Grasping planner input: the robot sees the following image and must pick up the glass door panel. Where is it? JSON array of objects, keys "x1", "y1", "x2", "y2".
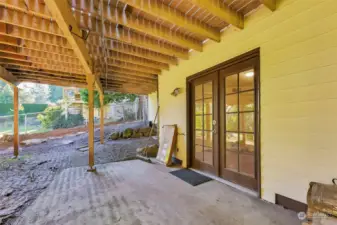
[
  {"x1": 192, "y1": 73, "x2": 218, "y2": 175},
  {"x1": 221, "y1": 64, "x2": 258, "y2": 191}
]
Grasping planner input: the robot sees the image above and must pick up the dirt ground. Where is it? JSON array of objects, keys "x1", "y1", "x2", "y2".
[
  {"x1": 0, "y1": 121, "x2": 158, "y2": 225},
  {"x1": 0, "y1": 120, "x2": 135, "y2": 150}
]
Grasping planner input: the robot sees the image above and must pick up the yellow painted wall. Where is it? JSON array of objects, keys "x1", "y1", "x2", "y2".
[{"x1": 158, "y1": 0, "x2": 337, "y2": 204}]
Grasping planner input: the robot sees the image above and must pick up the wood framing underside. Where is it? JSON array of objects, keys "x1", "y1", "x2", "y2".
[{"x1": 0, "y1": 0, "x2": 275, "y2": 94}]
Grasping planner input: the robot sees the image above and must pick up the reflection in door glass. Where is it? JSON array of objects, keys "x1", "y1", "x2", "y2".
[
  {"x1": 204, "y1": 82, "x2": 213, "y2": 98},
  {"x1": 226, "y1": 151, "x2": 238, "y2": 171},
  {"x1": 194, "y1": 80, "x2": 214, "y2": 166},
  {"x1": 225, "y1": 68, "x2": 256, "y2": 177},
  {"x1": 239, "y1": 69, "x2": 254, "y2": 91},
  {"x1": 204, "y1": 147, "x2": 213, "y2": 166},
  {"x1": 195, "y1": 145, "x2": 203, "y2": 161},
  {"x1": 239, "y1": 91, "x2": 254, "y2": 111},
  {"x1": 195, "y1": 84, "x2": 203, "y2": 100},
  {"x1": 225, "y1": 74, "x2": 238, "y2": 94}
]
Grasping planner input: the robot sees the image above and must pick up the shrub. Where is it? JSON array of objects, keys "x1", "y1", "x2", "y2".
[
  {"x1": 37, "y1": 106, "x2": 62, "y2": 129},
  {"x1": 38, "y1": 106, "x2": 84, "y2": 129},
  {"x1": 52, "y1": 114, "x2": 84, "y2": 129}
]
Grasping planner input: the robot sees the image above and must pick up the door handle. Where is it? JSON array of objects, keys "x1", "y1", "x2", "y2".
[{"x1": 212, "y1": 120, "x2": 217, "y2": 134}]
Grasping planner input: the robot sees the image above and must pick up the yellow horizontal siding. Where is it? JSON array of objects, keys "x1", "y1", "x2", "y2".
[{"x1": 158, "y1": 0, "x2": 337, "y2": 203}]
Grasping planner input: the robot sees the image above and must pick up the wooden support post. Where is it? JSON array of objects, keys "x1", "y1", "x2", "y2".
[
  {"x1": 13, "y1": 85, "x2": 19, "y2": 157},
  {"x1": 87, "y1": 75, "x2": 96, "y2": 172},
  {"x1": 100, "y1": 93, "x2": 104, "y2": 144}
]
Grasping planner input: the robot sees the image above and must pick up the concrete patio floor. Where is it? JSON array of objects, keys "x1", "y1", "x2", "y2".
[{"x1": 14, "y1": 160, "x2": 300, "y2": 225}]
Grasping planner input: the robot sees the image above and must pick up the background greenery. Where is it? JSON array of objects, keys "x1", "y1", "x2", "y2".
[{"x1": 79, "y1": 89, "x2": 137, "y2": 108}]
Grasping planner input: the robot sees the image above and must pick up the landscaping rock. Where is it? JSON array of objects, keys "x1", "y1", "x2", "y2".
[
  {"x1": 131, "y1": 132, "x2": 142, "y2": 138},
  {"x1": 139, "y1": 127, "x2": 151, "y2": 134},
  {"x1": 21, "y1": 138, "x2": 47, "y2": 146},
  {"x1": 109, "y1": 132, "x2": 120, "y2": 140},
  {"x1": 123, "y1": 128, "x2": 133, "y2": 139},
  {"x1": 137, "y1": 144, "x2": 159, "y2": 157},
  {"x1": 0, "y1": 134, "x2": 13, "y2": 143}
]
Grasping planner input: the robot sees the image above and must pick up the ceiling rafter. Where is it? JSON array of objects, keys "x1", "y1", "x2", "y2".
[
  {"x1": 0, "y1": 64, "x2": 16, "y2": 84},
  {"x1": 0, "y1": 45, "x2": 82, "y2": 66},
  {"x1": 0, "y1": 57, "x2": 84, "y2": 74},
  {"x1": 0, "y1": 6, "x2": 62, "y2": 36},
  {"x1": 0, "y1": 5, "x2": 188, "y2": 60},
  {"x1": 90, "y1": 46, "x2": 169, "y2": 70},
  {"x1": 117, "y1": 0, "x2": 220, "y2": 41},
  {"x1": 260, "y1": 0, "x2": 276, "y2": 11},
  {"x1": 71, "y1": 1, "x2": 202, "y2": 51},
  {"x1": 188, "y1": 0, "x2": 244, "y2": 29},
  {"x1": 85, "y1": 20, "x2": 189, "y2": 59},
  {"x1": 0, "y1": 51, "x2": 84, "y2": 72},
  {"x1": 0, "y1": 35, "x2": 77, "y2": 58},
  {"x1": 89, "y1": 38, "x2": 178, "y2": 65}
]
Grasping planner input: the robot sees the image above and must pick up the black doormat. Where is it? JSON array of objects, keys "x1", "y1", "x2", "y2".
[{"x1": 170, "y1": 169, "x2": 212, "y2": 186}]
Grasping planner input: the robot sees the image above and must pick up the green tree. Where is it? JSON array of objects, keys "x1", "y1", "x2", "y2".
[
  {"x1": 0, "y1": 81, "x2": 13, "y2": 103},
  {"x1": 48, "y1": 85, "x2": 63, "y2": 103},
  {"x1": 79, "y1": 89, "x2": 137, "y2": 108}
]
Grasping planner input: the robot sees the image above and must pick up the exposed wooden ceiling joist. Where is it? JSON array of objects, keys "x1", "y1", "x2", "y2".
[
  {"x1": 0, "y1": 58, "x2": 84, "y2": 74},
  {"x1": 0, "y1": 64, "x2": 16, "y2": 84},
  {"x1": 188, "y1": 0, "x2": 244, "y2": 29},
  {"x1": 90, "y1": 46, "x2": 169, "y2": 70},
  {"x1": 44, "y1": 0, "x2": 103, "y2": 94},
  {"x1": 117, "y1": 0, "x2": 220, "y2": 41},
  {"x1": 89, "y1": 38, "x2": 178, "y2": 65},
  {"x1": 71, "y1": 2, "x2": 202, "y2": 51},
  {"x1": 260, "y1": 0, "x2": 276, "y2": 11}
]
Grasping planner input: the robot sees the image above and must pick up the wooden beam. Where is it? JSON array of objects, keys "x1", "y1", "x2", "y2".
[
  {"x1": 0, "y1": 7, "x2": 62, "y2": 36},
  {"x1": 106, "y1": 67, "x2": 157, "y2": 79},
  {"x1": 17, "y1": 77, "x2": 87, "y2": 88},
  {"x1": 89, "y1": 39, "x2": 178, "y2": 65},
  {"x1": 118, "y1": 0, "x2": 220, "y2": 42},
  {"x1": 0, "y1": 51, "x2": 84, "y2": 72},
  {"x1": 86, "y1": 74, "x2": 96, "y2": 171},
  {"x1": 44, "y1": 0, "x2": 91, "y2": 73},
  {"x1": 104, "y1": 59, "x2": 161, "y2": 75},
  {"x1": 0, "y1": 65, "x2": 16, "y2": 84},
  {"x1": 0, "y1": 0, "x2": 53, "y2": 20},
  {"x1": 0, "y1": 23, "x2": 71, "y2": 49},
  {"x1": 87, "y1": 23, "x2": 189, "y2": 59},
  {"x1": 189, "y1": 0, "x2": 244, "y2": 29},
  {"x1": 0, "y1": 44, "x2": 81, "y2": 66},
  {"x1": 0, "y1": 56, "x2": 84, "y2": 74},
  {"x1": 0, "y1": 34, "x2": 76, "y2": 58},
  {"x1": 13, "y1": 85, "x2": 19, "y2": 157},
  {"x1": 100, "y1": 94, "x2": 104, "y2": 144},
  {"x1": 44, "y1": 0, "x2": 103, "y2": 96},
  {"x1": 6, "y1": 66, "x2": 86, "y2": 79},
  {"x1": 89, "y1": 46, "x2": 169, "y2": 70},
  {"x1": 71, "y1": 3, "x2": 202, "y2": 51},
  {"x1": 260, "y1": 0, "x2": 276, "y2": 11}
]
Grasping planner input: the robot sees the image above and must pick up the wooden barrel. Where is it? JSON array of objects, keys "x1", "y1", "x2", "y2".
[{"x1": 307, "y1": 182, "x2": 337, "y2": 217}]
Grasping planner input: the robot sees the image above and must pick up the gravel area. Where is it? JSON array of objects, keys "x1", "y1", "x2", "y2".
[{"x1": 0, "y1": 121, "x2": 158, "y2": 225}]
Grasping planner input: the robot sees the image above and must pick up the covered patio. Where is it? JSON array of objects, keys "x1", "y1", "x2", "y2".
[
  {"x1": 0, "y1": 0, "x2": 275, "y2": 170},
  {"x1": 14, "y1": 160, "x2": 299, "y2": 225}
]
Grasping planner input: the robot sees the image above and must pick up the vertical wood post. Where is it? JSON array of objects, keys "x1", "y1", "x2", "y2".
[
  {"x1": 100, "y1": 94, "x2": 104, "y2": 144},
  {"x1": 13, "y1": 85, "x2": 19, "y2": 157},
  {"x1": 87, "y1": 75, "x2": 96, "y2": 172}
]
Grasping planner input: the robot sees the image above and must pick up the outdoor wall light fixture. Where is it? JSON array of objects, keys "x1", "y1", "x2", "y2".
[
  {"x1": 171, "y1": 88, "x2": 181, "y2": 97},
  {"x1": 245, "y1": 71, "x2": 254, "y2": 77}
]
